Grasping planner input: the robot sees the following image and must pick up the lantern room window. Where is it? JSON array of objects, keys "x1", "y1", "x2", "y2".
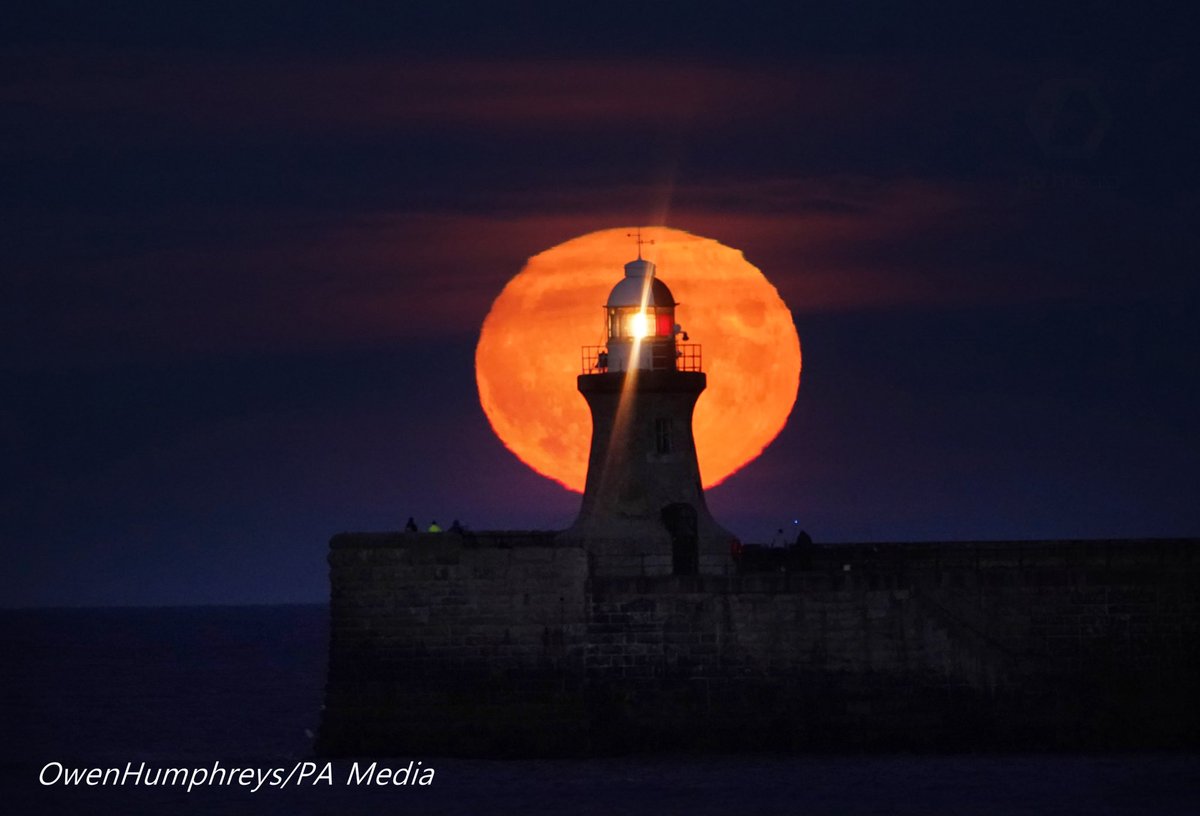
[
  {"x1": 628, "y1": 311, "x2": 651, "y2": 338},
  {"x1": 608, "y1": 306, "x2": 676, "y2": 340}
]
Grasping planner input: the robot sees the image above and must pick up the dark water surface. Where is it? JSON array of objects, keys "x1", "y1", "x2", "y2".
[{"x1": 2, "y1": 605, "x2": 1196, "y2": 815}]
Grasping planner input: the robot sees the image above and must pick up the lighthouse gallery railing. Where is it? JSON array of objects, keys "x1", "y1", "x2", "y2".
[{"x1": 580, "y1": 344, "x2": 702, "y2": 374}]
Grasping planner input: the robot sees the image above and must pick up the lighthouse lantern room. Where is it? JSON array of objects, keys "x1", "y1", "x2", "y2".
[
  {"x1": 602, "y1": 257, "x2": 678, "y2": 372},
  {"x1": 584, "y1": 256, "x2": 704, "y2": 375}
]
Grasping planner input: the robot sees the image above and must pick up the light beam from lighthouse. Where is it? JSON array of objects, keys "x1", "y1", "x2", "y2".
[{"x1": 600, "y1": 239, "x2": 658, "y2": 506}]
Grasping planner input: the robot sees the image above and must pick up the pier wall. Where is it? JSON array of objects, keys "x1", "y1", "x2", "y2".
[{"x1": 318, "y1": 535, "x2": 1199, "y2": 756}]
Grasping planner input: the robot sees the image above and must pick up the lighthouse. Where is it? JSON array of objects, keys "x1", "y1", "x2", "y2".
[{"x1": 559, "y1": 244, "x2": 736, "y2": 576}]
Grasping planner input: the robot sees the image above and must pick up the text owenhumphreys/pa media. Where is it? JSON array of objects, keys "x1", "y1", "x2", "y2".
[{"x1": 39, "y1": 760, "x2": 435, "y2": 791}]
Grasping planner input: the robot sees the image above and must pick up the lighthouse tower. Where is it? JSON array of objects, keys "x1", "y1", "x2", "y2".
[{"x1": 560, "y1": 246, "x2": 735, "y2": 576}]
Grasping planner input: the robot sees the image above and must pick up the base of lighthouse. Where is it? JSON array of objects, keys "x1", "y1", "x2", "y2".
[{"x1": 557, "y1": 369, "x2": 735, "y2": 577}]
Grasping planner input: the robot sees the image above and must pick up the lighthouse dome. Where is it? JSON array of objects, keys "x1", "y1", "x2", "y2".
[{"x1": 606, "y1": 258, "x2": 677, "y2": 308}]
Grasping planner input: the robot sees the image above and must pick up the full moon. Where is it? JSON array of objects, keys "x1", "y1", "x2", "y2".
[{"x1": 475, "y1": 227, "x2": 801, "y2": 492}]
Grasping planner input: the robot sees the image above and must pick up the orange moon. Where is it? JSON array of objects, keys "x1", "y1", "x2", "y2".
[{"x1": 475, "y1": 227, "x2": 801, "y2": 492}]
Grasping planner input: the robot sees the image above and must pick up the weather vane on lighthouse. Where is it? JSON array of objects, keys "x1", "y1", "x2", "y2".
[{"x1": 628, "y1": 227, "x2": 654, "y2": 260}]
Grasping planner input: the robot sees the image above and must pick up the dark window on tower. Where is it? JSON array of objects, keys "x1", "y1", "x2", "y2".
[{"x1": 655, "y1": 418, "x2": 673, "y2": 454}]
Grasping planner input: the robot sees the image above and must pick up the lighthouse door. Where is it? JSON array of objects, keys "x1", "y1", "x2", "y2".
[{"x1": 662, "y1": 503, "x2": 699, "y2": 575}]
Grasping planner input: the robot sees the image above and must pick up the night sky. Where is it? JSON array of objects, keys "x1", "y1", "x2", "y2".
[{"x1": 4, "y1": 3, "x2": 1198, "y2": 606}]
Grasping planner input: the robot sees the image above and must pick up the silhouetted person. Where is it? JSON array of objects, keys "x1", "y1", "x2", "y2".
[
  {"x1": 794, "y1": 529, "x2": 813, "y2": 548},
  {"x1": 427, "y1": 520, "x2": 442, "y2": 533},
  {"x1": 770, "y1": 528, "x2": 786, "y2": 548},
  {"x1": 449, "y1": 519, "x2": 464, "y2": 533},
  {"x1": 597, "y1": 350, "x2": 608, "y2": 372},
  {"x1": 404, "y1": 517, "x2": 418, "y2": 533}
]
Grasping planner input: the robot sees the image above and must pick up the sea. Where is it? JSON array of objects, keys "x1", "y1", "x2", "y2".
[{"x1": 2, "y1": 605, "x2": 1197, "y2": 815}]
